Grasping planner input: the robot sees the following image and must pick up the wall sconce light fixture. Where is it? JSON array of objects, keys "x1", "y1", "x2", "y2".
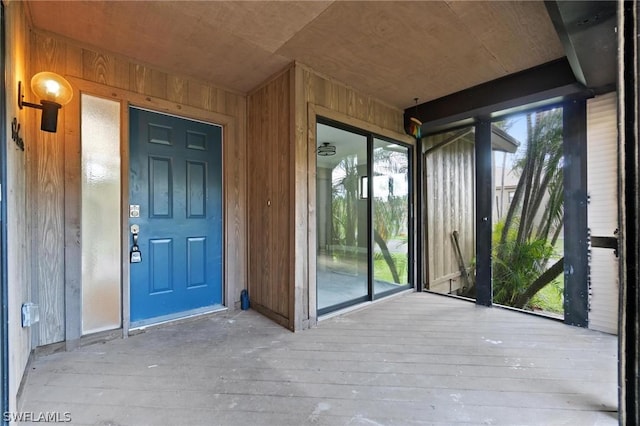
[{"x1": 18, "y1": 71, "x2": 73, "y2": 133}]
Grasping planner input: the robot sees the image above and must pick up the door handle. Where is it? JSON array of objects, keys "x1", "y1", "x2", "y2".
[{"x1": 130, "y1": 225, "x2": 142, "y2": 263}]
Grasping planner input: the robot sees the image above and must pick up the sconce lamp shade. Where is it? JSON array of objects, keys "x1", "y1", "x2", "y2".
[
  {"x1": 18, "y1": 72, "x2": 73, "y2": 132},
  {"x1": 31, "y1": 72, "x2": 73, "y2": 106}
]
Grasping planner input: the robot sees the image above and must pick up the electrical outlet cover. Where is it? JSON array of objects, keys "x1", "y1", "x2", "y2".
[{"x1": 21, "y1": 302, "x2": 40, "y2": 328}]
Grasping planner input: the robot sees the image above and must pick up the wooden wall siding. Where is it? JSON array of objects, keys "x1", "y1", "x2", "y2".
[
  {"x1": 6, "y1": 0, "x2": 36, "y2": 412},
  {"x1": 31, "y1": 33, "x2": 67, "y2": 345},
  {"x1": 247, "y1": 68, "x2": 293, "y2": 328},
  {"x1": 423, "y1": 134, "x2": 475, "y2": 293},
  {"x1": 301, "y1": 68, "x2": 405, "y2": 134},
  {"x1": 29, "y1": 30, "x2": 247, "y2": 344},
  {"x1": 294, "y1": 66, "x2": 309, "y2": 329}
]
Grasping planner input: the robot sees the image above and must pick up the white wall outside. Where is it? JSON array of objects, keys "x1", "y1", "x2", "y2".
[{"x1": 587, "y1": 92, "x2": 619, "y2": 335}]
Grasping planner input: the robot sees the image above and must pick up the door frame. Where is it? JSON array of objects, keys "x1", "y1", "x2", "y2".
[
  {"x1": 123, "y1": 105, "x2": 229, "y2": 332},
  {"x1": 127, "y1": 106, "x2": 225, "y2": 328},
  {"x1": 64, "y1": 77, "x2": 238, "y2": 338},
  {"x1": 308, "y1": 104, "x2": 416, "y2": 320}
]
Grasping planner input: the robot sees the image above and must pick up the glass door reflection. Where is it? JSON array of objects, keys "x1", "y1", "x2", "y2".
[
  {"x1": 316, "y1": 123, "x2": 368, "y2": 313},
  {"x1": 373, "y1": 139, "x2": 411, "y2": 295}
]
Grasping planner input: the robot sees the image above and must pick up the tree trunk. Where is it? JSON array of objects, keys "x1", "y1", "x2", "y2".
[
  {"x1": 498, "y1": 151, "x2": 507, "y2": 219},
  {"x1": 374, "y1": 229, "x2": 401, "y2": 284},
  {"x1": 516, "y1": 113, "x2": 535, "y2": 244},
  {"x1": 499, "y1": 159, "x2": 526, "y2": 249},
  {"x1": 513, "y1": 257, "x2": 564, "y2": 308}
]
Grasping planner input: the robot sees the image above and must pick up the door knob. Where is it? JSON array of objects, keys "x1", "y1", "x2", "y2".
[{"x1": 130, "y1": 224, "x2": 142, "y2": 263}]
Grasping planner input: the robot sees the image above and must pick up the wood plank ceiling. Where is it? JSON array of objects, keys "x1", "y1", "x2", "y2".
[{"x1": 26, "y1": 1, "x2": 564, "y2": 109}]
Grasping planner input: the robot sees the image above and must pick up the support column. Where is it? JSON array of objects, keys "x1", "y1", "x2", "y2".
[
  {"x1": 475, "y1": 120, "x2": 492, "y2": 306},
  {"x1": 563, "y1": 100, "x2": 589, "y2": 327},
  {"x1": 415, "y1": 138, "x2": 423, "y2": 292},
  {"x1": 620, "y1": 0, "x2": 639, "y2": 423}
]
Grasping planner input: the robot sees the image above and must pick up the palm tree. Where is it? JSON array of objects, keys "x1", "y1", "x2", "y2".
[
  {"x1": 331, "y1": 156, "x2": 360, "y2": 249},
  {"x1": 493, "y1": 108, "x2": 564, "y2": 309}
]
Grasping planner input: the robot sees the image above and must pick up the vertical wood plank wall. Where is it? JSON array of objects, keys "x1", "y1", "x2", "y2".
[
  {"x1": 29, "y1": 30, "x2": 411, "y2": 338},
  {"x1": 5, "y1": 0, "x2": 34, "y2": 412},
  {"x1": 423, "y1": 134, "x2": 475, "y2": 293},
  {"x1": 247, "y1": 64, "x2": 411, "y2": 331},
  {"x1": 29, "y1": 30, "x2": 247, "y2": 345},
  {"x1": 30, "y1": 34, "x2": 66, "y2": 345},
  {"x1": 247, "y1": 68, "x2": 293, "y2": 329},
  {"x1": 301, "y1": 67, "x2": 406, "y2": 133}
]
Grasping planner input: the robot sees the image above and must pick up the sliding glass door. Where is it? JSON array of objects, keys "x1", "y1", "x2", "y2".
[
  {"x1": 316, "y1": 119, "x2": 412, "y2": 315},
  {"x1": 373, "y1": 139, "x2": 411, "y2": 296},
  {"x1": 316, "y1": 123, "x2": 369, "y2": 312}
]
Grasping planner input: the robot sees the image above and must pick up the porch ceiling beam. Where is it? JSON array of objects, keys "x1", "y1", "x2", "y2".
[
  {"x1": 545, "y1": 0, "x2": 617, "y2": 94},
  {"x1": 404, "y1": 58, "x2": 590, "y2": 134}
]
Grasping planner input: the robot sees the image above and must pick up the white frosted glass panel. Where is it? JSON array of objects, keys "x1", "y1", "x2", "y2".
[{"x1": 81, "y1": 94, "x2": 121, "y2": 334}]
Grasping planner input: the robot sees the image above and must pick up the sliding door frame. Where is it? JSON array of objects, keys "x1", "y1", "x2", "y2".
[{"x1": 316, "y1": 116, "x2": 414, "y2": 316}]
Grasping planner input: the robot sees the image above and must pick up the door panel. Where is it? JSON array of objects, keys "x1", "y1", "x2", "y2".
[
  {"x1": 315, "y1": 123, "x2": 369, "y2": 314},
  {"x1": 129, "y1": 108, "x2": 222, "y2": 325},
  {"x1": 373, "y1": 139, "x2": 411, "y2": 295}
]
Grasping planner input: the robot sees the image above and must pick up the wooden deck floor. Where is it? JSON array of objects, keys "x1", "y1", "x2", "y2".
[{"x1": 18, "y1": 292, "x2": 618, "y2": 425}]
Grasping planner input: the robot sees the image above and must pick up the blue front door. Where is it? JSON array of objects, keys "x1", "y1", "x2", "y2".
[{"x1": 129, "y1": 108, "x2": 222, "y2": 326}]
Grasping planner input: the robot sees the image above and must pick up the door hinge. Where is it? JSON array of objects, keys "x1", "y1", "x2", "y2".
[{"x1": 590, "y1": 228, "x2": 619, "y2": 257}]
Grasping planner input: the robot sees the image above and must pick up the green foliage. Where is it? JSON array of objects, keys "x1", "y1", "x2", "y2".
[
  {"x1": 331, "y1": 156, "x2": 360, "y2": 247},
  {"x1": 373, "y1": 252, "x2": 408, "y2": 284},
  {"x1": 492, "y1": 220, "x2": 555, "y2": 306},
  {"x1": 372, "y1": 148, "x2": 409, "y2": 243},
  {"x1": 374, "y1": 195, "x2": 408, "y2": 241},
  {"x1": 529, "y1": 278, "x2": 564, "y2": 314},
  {"x1": 492, "y1": 108, "x2": 565, "y2": 312},
  {"x1": 329, "y1": 146, "x2": 410, "y2": 285}
]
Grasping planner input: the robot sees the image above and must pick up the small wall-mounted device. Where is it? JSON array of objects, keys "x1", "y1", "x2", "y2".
[
  {"x1": 21, "y1": 302, "x2": 40, "y2": 328},
  {"x1": 129, "y1": 205, "x2": 140, "y2": 218}
]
